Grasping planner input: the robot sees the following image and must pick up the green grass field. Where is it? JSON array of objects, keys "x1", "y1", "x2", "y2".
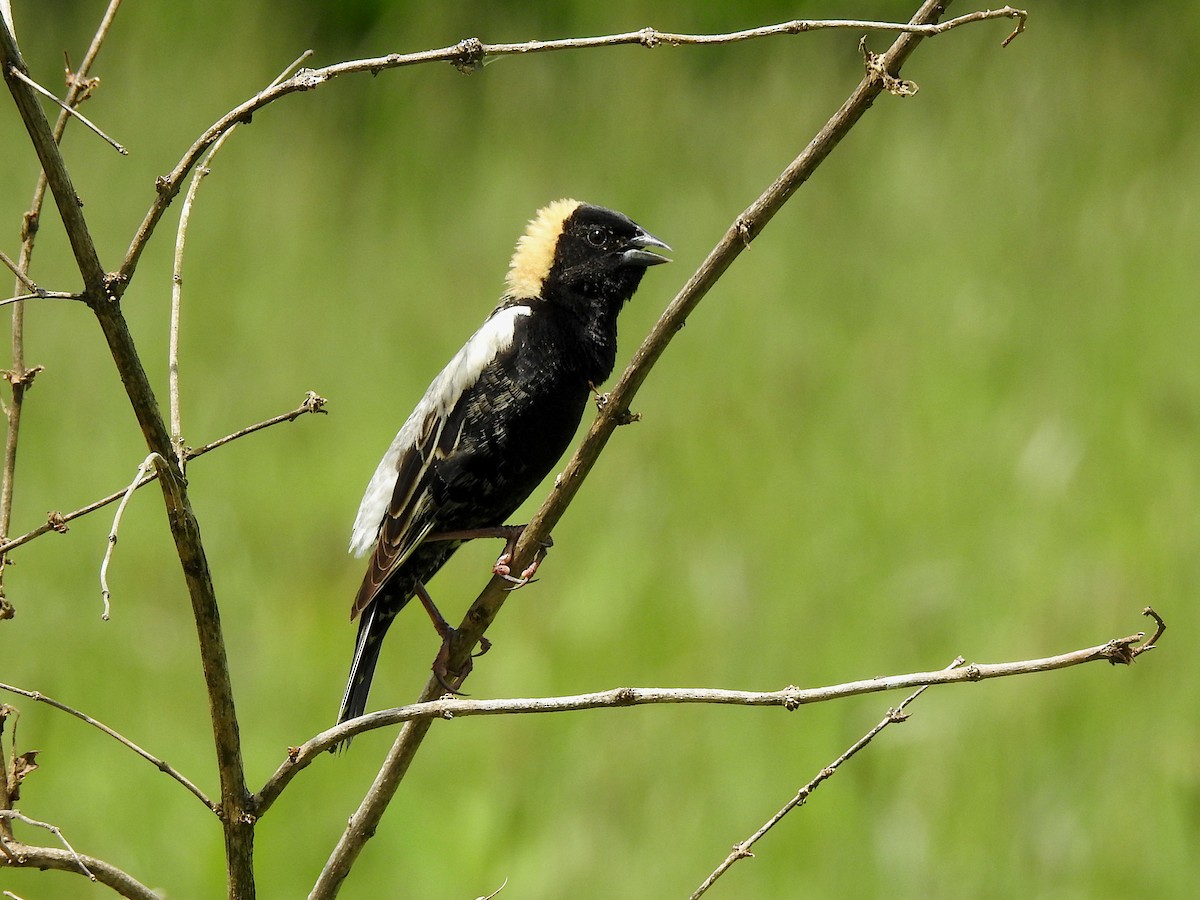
[{"x1": 3, "y1": 2, "x2": 1197, "y2": 897}]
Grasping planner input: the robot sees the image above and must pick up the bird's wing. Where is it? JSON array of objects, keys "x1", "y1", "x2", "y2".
[{"x1": 348, "y1": 302, "x2": 532, "y2": 619}]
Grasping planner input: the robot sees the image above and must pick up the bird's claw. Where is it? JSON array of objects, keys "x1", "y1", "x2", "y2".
[
  {"x1": 432, "y1": 632, "x2": 493, "y2": 693},
  {"x1": 492, "y1": 533, "x2": 550, "y2": 589},
  {"x1": 432, "y1": 631, "x2": 472, "y2": 695}
]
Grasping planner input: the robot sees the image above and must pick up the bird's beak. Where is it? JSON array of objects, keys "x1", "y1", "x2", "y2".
[{"x1": 621, "y1": 229, "x2": 672, "y2": 267}]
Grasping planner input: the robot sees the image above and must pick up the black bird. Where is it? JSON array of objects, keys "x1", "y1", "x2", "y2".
[{"x1": 338, "y1": 199, "x2": 670, "y2": 729}]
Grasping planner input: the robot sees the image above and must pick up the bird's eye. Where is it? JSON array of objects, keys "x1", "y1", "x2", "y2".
[{"x1": 585, "y1": 227, "x2": 607, "y2": 248}]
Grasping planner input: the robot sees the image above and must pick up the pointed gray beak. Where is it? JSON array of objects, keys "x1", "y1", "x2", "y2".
[{"x1": 621, "y1": 229, "x2": 672, "y2": 266}]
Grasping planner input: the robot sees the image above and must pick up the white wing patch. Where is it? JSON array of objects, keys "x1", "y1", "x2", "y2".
[{"x1": 349, "y1": 303, "x2": 533, "y2": 556}]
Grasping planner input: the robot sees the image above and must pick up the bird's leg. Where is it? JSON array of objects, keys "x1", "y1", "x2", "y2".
[
  {"x1": 414, "y1": 581, "x2": 491, "y2": 695},
  {"x1": 425, "y1": 524, "x2": 553, "y2": 588}
]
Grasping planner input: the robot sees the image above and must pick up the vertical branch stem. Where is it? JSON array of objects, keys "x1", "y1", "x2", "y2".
[
  {"x1": 0, "y1": 0, "x2": 123, "y2": 613},
  {"x1": 1, "y1": 12, "x2": 254, "y2": 896}
]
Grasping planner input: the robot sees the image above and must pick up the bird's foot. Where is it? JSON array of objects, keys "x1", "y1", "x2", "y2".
[
  {"x1": 431, "y1": 633, "x2": 493, "y2": 694},
  {"x1": 492, "y1": 526, "x2": 553, "y2": 589},
  {"x1": 432, "y1": 633, "x2": 472, "y2": 695}
]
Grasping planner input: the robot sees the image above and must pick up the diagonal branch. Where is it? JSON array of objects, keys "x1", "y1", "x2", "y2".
[
  {"x1": 0, "y1": 680, "x2": 213, "y2": 811},
  {"x1": 257, "y1": 609, "x2": 1159, "y2": 816},
  {"x1": 690, "y1": 659, "x2": 963, "y2": 898},
  {"x1": 311, "y1": 3, "x2": 993, "y2": 892}
]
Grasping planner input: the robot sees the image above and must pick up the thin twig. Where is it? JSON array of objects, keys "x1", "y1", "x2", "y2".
[
  {"x1": 0, "y1": 810, "x2": 94, "y2": 880},
  {"x1": 170, "y1": 49, "x2": 314, "y2": 469},
  {"x1": 5, "y1": 66, "x2": 126, "y2": 154},
  {"x1": 0, "y1": 291, "x2": 81, "y2": 308},
  {"x1": 258, "y1": 611, "x2": 1158, "y2": 817},
  {"x1": 117, "y1": 7, "x2": 1026, "y2": 294},
  {"x1": 0, "y1": 250, "x2": 36, "y2": 293},
  {"x1": 99, "y1": 453, "x2": 162, "y2": 620},
  {"x1": 0, "y1": 392, "x2": 327, "y2": 556},
  {"x1": 690, "y1": 658, "x2": 964, "y2": 898},
  {"x1": 0, "y1": 681, "x2": 213, "y2": 810}
]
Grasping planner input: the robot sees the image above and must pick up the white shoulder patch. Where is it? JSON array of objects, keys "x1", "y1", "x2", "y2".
[{"x1": 349, "y1": 304, "x2": 533, "y2": 556}]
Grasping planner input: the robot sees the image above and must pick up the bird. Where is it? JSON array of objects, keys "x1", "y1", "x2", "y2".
[{"x1": 337, "y1": 199, "x2": 670, "y2": 732}]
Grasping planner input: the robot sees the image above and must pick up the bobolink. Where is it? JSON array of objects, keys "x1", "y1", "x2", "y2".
[{"x1": 338, "y1": 199, "x2": 670, "y2": 729}]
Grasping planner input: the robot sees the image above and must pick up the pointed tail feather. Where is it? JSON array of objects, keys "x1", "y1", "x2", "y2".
[{"x1": 335, "y1": 604, "x2": 395, "y2": 749}]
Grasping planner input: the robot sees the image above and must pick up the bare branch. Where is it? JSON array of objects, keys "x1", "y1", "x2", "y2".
[
  {"x1": 0, "y1": 25, "x2": 106, "y2": 293},
  {"x1": 0, "y1": 681, "x2": 213, "y2": 811},
  {"x1": 0, "y1": 291, "x2": 81, "y2": 308},
  {"x1": 690, "y1": 659, "x2": 964, "y2": 898},
  {"x1": 261, "y1": 611, "x2": 1158, "y2": 818},
  {"x1": 0, "y1": 392, "x2": 327, "y2": 556},
  {"x1": 0, "y1": 250, "x2": 36, "y2": 294},
  {"x1": 99, "y1": 453, "x2": 163, "y2": 620},
  {"x1": 170, "y1": 50, "x2": 314, "y2": 468},
  {"x1": 4, "y1": 67, "x2": 126, "y2": 154},
  {"x1": 117, "y1": 7, "x2": 1026, "y2": 292},
  {"x1": 0, "y1": 810, "x2": 94, "y2": 880},
  {"x1": 1, "y1": 1, "x2": 123, "y2": 601},
  {"x1": 0, "y1": 841, "x2": 160, "y2": 900}
]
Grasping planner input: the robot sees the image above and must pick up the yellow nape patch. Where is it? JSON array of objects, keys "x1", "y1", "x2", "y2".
[{"x1": 505, "y1": 198, "x2": 581, "y2": 299}]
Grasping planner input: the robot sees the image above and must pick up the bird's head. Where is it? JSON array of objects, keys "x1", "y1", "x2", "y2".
[{"x1": 505, "y1": 199, "x2": 671, "y2": 306}]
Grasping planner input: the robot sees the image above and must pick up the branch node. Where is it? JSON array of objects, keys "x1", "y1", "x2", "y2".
[
  {"x1": 2, "y1": 365, "x2": 44, "y2": 390},
  {"x1": 735, "y1": 216, "x2": 754, "y2": 247},
  {"x1": 964, "y1": 663, "x2": 982, "y2": 681},
  {"x1": 1001, "y1": 9, "x2": 1029, "y2": 48},
  {"x1": 451, "y1": 38, "x2": 485, "y2": 74},
  {"x1": 1102, "y1": 634, "x2": 1143, "y2": 666},
  {"x1": 782, "y1": 686, "x2": 801, "y2": 712},
  {"x1": 62, "y1": 51, "x2": 101, "y2": 102},
  {"x1": 593, "y1": 390, "x2": 640, "y2": 425},
  {"x1": 20, "y1": 210, "x2": 38, "y2": 242},
  {"x1": 639, "y1": 28, "x2": 661, "y2": 49},
  {"x1": 859, "y1": 37, "x2": 919, "y2": 97},
  {"x1": 303, "y1": 390, "x2": 328, "y2": 415}
]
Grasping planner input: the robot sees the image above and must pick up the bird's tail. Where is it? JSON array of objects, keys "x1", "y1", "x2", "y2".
[{"x1": 335, "y1": 604, "x2": 395, "y2": 749}]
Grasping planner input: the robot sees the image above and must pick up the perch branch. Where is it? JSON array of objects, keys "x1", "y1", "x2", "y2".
[
  {"x1": 311, "y1": 2, "x2": 1001, "y2": 892},
  {"x1": 259, "y1": 609, "x2": 1158, "y2": 815},
  {"x1": 0, "y1": 681, "x2": 212, "y2": 810},
  {"x1": 0, "y1": 392, "x2": 327, "y2": 556},
  {"x1": 117, "y1": 7, "x2": 1025, "y2": 293},
  {"x1": 690, "y1": 658, "x2": 963, "y2": 898}
]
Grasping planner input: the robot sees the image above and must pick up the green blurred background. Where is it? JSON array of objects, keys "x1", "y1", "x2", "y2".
[{"x1": 2, "y1": 1, "x2": 1196, "y2": 897}]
